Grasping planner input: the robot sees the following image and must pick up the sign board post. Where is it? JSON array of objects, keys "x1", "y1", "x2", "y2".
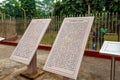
[
  {"x1": 100, "y1": 41, "x2": 120, "y2": 80},
  {"x1": 44, "y1": 17, "x2": 94, "y2": 80},
  {"x1": 111, "y1": 56, "x2": 115, "y2": 80},
  {"x1": 27, "y1": 51, "x2": 37, "y2": 74},
  {"x1": 10, "y1": 19, "x2": 51, "y2": 79}
]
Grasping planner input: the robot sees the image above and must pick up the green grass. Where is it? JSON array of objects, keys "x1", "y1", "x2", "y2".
[
  {"x1": 105, "y1": 34, "x2": 118, "y2": 41},
  {"x1": 40, "y1": 32, "x2": 118, "y2": 50},
  {"x1": 40, "y1": 31, "x2": 57, "y2": 45},
  {"x1": 86, "y1": 33, "x2": 118, "y2": 50}
]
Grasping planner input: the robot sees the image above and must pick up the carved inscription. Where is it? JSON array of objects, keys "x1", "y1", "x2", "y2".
[
  {"x1": 10, "y1": 19, "x2": 51, "y2": 65},
  {"x1": 44, "y1": 17, "x2": 94, "y2": 79}
]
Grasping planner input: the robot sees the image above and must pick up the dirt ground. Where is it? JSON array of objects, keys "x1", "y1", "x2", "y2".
[{"x1": 0, "y1": 44, "x2": 120, "y2": 80}]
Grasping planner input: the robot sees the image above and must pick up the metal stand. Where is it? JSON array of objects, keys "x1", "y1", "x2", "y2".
[
  {"x1": 21, "y1": 51, "x2": 44, "y2": 79},
  {"x1": 111, "y1": 56, "x2": 115, "y2": 80},
  {"x1": 63, "y1": 77, "x2": 75, "y2": 80}
]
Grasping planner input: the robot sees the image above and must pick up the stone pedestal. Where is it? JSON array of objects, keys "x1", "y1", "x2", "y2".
[
  {"x1": 21, "y1": 52, "x2": 44, "y2": 79},
  {"x1": 63, "y1": 77, "x2": 75, "y2": 80}
]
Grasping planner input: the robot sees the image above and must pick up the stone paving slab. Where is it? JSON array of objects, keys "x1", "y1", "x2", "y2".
[{"x1": 0, "y1": 45, "x2": 120, "y2": 80}]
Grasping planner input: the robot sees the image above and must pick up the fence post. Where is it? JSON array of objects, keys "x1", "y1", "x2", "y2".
[{"x1": 118, "y1": 12, "x2": 120, "y2": 41}]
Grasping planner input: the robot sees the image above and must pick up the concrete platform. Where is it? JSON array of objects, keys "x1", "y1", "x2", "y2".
[{"x1": 0, "y1": 44, "x2": 120, "y2": 80}]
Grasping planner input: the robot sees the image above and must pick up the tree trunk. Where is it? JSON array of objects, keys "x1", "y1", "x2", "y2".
[
  {"x1": 86, "y1": 0, "x2": 91, "y2": 16},
  {"x1": 118, "y1": 13, "x2": 120, "y2": 41},
  {"x1": 88, "y1": 4, "x2": 90, "y2": 16}
]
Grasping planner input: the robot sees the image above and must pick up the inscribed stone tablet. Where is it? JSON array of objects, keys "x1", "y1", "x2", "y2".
[
  {"x1": 10, "y1": 19, "x2": 51, "y2": 65},
  {"x1": 44, "y1": 17, "x2": 94, "y2": 79},
  {"x1": 100, "y1": 41, "x2": 120, "y2": 56}
]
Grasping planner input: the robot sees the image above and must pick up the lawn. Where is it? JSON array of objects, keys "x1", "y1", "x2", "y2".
[
  {"x1": 40, "y1": 31, "x2": 58, "y2": 46},
  {"x1": 86, "y1": 33, "x2": 118, "y2": 50},
  {"x1": 41, "y1": 31, "x2": 118, "y2": 51}
]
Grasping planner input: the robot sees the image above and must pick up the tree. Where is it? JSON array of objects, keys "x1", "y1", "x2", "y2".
[
  {"x1": 36, "y1": 0, "x2": 54, "y2": 16},
  {"x1": 54, "y1": 0, "x2": 87, "y2": 16},
  {"x1": 85, "y1": 0, "x2": 90, "y2": 15},
  {"x1": 105, "y1": 0, "x2": 120, "y2": 12},
  {"x1": 90, "y1": 0, "x2": 106, "y2": 13},
  {"x1": 0, "y1": 3, "x2": 5, "y2": 19},
  {"x1": 1, "y1": 0, "x2": 22, "y2": 18},
  {"x1": 54, "y1": 0, "x2": 119, "y2": 16},
  {"x1": 19, "y1": 0, "x2": 36, "y2": 19},
  {"x1": 85, "y1": 0, "x2": 120, "y2": 13},
  {"x1": 53, "y1": 1, "x2": 62, "y2": 16}
]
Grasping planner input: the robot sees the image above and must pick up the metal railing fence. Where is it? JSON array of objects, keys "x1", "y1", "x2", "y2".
[{"x1": 0, "y1": 12, "x2": 119, "y2": 51}]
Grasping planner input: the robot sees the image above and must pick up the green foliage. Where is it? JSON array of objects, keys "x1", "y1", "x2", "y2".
[
  {"x1": 0, "y1": 0, "x2": 119, "y2": 18},
  {"x1": 2, "y1": 0, "x2": 18, "y2": 18},
  {"x1": 105, "y1": 0, "x2": 120, "y2": 12},
  {"x1": 1, "y1": 0, "x2": 23, "y2": 18},
  {"x1": 53, "y1": 1, "x2": 62, "y2": 16},
  {"x1": 53, "y1": 0, "x2": 87, "y2": 16},
  {"x1": 36, "y1": 0, "x2": 54, "y2": 16},
  {"x1": 19, "y1": 0, "x2": 36, "y2": 19},
  {"x1": 53, "y1": 0, "x2": 119, "y2": 16},
  {"x1": 90, "y1": 0, "x2": 106, "y2": 13}
]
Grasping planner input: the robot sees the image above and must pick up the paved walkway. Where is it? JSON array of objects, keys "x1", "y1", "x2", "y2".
[{"x1": 0, "y1": 44, "x2": 120, "y2": 80}]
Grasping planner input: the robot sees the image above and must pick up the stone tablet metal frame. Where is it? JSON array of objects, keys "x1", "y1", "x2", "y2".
[
  {"x1": 44, "y1": 17, "x2": 94, "y2": 80},
  {"x1": 10, "y1": 19, "x2": 51, "y2": 79}
]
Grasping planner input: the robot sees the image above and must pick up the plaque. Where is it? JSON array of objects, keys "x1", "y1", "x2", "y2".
[
  {"x1": 100, "y1": 41, "x2": 120, "y2": 56},
  {"x1": 44, "y1": 17, "x2": 94, "y2": 79},
  {"x1": 0, "y1": 37, "x2": 5, "y2": 41},
  {"x1": 10, "y1": 19, "x2": 51, "y2": 65}
]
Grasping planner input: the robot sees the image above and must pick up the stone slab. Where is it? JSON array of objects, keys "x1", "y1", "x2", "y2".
[
  {"x1": 100, "y1": 41, "x2": 120, "y2": 56},
  {"x1": 10, "y1": 19, "x2": 51, "y2": 65},
  {"x1": 44, "y1": 17, "x2": 94, "y2": 79}
]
